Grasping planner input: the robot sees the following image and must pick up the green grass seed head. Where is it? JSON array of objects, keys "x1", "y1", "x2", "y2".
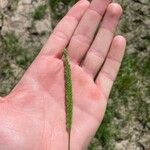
[{"x1": 63, "y1": 49, "x2": 73, "y2": 131}]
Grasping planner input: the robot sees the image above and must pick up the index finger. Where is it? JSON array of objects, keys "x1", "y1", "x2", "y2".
[{"x1": 40, "y1": 0, "x2": 90, "y2": 57}]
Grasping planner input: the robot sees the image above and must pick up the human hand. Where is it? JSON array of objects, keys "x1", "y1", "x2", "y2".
[{"x1": 0, "y1": 0, "x2": 126, "y2": 149}]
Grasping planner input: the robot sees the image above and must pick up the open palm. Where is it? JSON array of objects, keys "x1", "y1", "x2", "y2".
[{"x1": 0, "y1": 0, "x2": 126, "y2": 149}]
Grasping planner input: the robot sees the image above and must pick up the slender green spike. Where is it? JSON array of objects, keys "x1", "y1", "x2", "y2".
[{"x1": 63, "y1": 48, "x2": 73, "y2": 150}]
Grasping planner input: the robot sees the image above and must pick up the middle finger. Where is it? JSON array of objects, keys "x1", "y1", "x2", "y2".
[{"x1": 67, "y1": 0, "x2": 112, "y2": 64}]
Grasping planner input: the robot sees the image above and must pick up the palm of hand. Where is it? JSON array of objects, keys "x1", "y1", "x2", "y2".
[
  {"x1": 1, "y1": 56, "x2": 106, "y2": 149},
  {"x1": 0, "y1": 0, "x2": 126, "y2": 149},
  {"x1": 0, "y1": 55, "x2": 106, "y2": 149}
]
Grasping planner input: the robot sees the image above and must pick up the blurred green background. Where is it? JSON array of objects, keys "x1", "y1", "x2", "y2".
[{"x1": 0, "y1": 0, "x2": 149, "y2": 149}]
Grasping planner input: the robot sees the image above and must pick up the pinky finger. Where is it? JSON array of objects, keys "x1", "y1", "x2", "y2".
[{"x1": 95, "y1": 35, "x2": 126, "y2": 99}]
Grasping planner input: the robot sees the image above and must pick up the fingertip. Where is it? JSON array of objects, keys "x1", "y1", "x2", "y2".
[
  {"x1": 107, "y1": 3, "x2": 123, "y2": 17},
  {"x1": 101, "y1": 3, "x2": 123, "y2": 33},
  {"x1": 68, "y1": 0, "x2": 90, "y2": 20},
  {"x1": 113, "y1": 35, "x2": 126, "y2": 48},
  {"x1": 90, "y1": 0, "x2": 112, "y2": 16},
  {"x1": 76, "y1": 0, "x2": 90, "y2": 7}
]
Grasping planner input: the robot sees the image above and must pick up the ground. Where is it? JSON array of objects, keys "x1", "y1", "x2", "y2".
[{"x1": 0, "y1": 0, "x2": 149, "y2": 149}]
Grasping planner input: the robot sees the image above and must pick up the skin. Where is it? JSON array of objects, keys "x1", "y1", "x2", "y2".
[{"x1": 0, "y1": 0, "x2": 126, "y2": 149}]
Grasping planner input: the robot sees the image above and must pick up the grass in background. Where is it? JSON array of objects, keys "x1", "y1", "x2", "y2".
[
  {"x1": 33, "y1": 4, "x2": 47, "y2": 20},
  {"x1": 0, "y1": 33, "x2": 39, "y2": 96},
  {"x1": 49, "y1": 0, "x2": 75, "y2": 21},
  {"x1": 2, "y1": 32, "x2": 37, "y2": 68}
]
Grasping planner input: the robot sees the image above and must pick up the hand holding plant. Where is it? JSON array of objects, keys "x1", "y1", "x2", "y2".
[{"x1": 0, "y1": 0, "x2": 126, "y2": 149}]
